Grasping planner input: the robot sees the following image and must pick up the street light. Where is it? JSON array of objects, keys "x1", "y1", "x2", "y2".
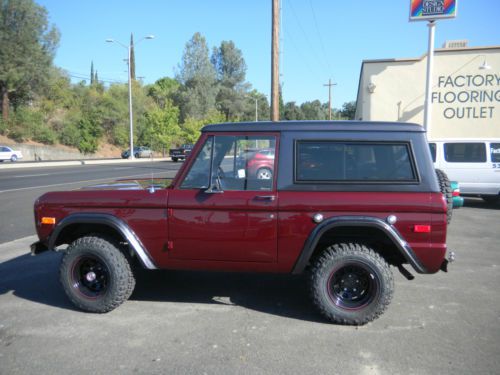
[{"x1": 106, "y1": 35, "x2": 154, "y2": 159}]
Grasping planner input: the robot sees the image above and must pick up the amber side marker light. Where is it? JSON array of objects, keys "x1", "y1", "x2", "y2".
[{"x1": 41, "y1": 217, "x2": 56, "y2": 225}]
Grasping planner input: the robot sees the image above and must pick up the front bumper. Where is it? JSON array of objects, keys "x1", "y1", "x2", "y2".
[{"x1": 30, "y1": 241, "x2": 49, "y2": 255}]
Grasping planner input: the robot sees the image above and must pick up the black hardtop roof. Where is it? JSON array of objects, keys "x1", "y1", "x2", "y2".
[{"x1": 202, "y1": 120, "x2": 424, "y2": 133}]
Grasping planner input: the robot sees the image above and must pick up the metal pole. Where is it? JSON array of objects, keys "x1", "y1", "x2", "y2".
[
  {"x1": 255, "y1": 98, "x2": 258, "y2": 122},
  {"x1": 328, "y1": 78, "x2": 332, "y2": 120},
  {"x1": 423, "y1": 20, "x2": 435, "y2": 136},
  {"x1": 271, "y1": 0, "x2": 280, "y2": 121},
  {"x1": 128, "y1": 44, "x2": 134, "y2": 159}
]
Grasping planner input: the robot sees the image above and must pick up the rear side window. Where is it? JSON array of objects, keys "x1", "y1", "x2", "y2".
[
  {"x1": 295, "y1": 141, "x2": 417, "y2": 183},
  {"x1": 444, "y1": 143, "x2": 486, "y2": 163},
  {"x1": 429, "y1": 143, "x2": 436, "y2": 162},
  {"x1": 491, "y1": 143, "x2": 500, "y2": 163}
]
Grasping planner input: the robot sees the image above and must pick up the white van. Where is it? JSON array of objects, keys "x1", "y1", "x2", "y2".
[{"x1": 429, "y1": 140, "x2": 500, "y2": 203}]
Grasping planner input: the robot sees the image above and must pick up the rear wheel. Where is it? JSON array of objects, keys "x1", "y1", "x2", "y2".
[
  {"x1": 60, "y1": 235, "x2": 135, "y2": 313},
  {"x1": 172, "y1": 157, "x2": 178, "y2": 162},
  {"x1": 309, "y1": 242, "x2": 394, "y2": 325},
  {"x1": 435, "y1": 169, "x2": 453, "y2": 224},
  {"x1": 256, "y1": 167, "x2": 273, "y2": 180}
]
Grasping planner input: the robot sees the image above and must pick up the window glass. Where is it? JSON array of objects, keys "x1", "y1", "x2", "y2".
[
  {"x1": 491, "y1": 143, "x2": 500, "y2": 163},
  {"x1": 181, "y1": 135, "x2": 276, "y2": 191},
  {"x1": 180, "y1": 137, "x2": 213, "y2": 189},
  {"x1": 429, "y1": 143, "x2": 436, "y2": 162},
  {"x1": 444, "y1": 143, "x2": 486, "y2": 163},
  {"x1": 295, "y1": 141, "x2": 416, "y2": 182}
]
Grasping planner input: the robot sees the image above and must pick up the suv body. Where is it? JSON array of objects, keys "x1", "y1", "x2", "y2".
[{"x1": 32, "y1": 121, "x2": 451, "y2": 325}]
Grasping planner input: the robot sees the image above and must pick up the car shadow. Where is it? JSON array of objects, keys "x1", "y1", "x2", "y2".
[
  {"x1": 1, "y1": 252, "x2": 327, "y2": 323},
  {"x1": 131, "y1": 270, "x2": 326, "y2": 323},
  {"x1": 463, "y1": 198, "x2": 500, "y2": 210}
]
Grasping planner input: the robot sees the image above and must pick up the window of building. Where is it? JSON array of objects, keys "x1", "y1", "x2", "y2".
[
  {"x1": 295, "y1": 141, "x2": 417, "y2": 183},
  {"x1": 444, "y1": 143, "x2": 486, "y2": 163}
]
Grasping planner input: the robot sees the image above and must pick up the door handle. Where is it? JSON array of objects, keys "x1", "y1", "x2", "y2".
[{"x1": 255, "y1": 195, "x2": 276, "y2": 201}]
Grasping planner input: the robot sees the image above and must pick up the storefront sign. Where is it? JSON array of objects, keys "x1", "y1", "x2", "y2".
[
  {"x1": 410, "y1": 0, "x2": 457, "y2": 21},
  {"x1": 432, "y1": 73, "x2": 500, "y2": 119}
]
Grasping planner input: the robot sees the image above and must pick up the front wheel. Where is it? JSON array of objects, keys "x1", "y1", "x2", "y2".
[
  {"x1": 10, "y1": 155, "x2": 17, "y2": 162},
  {"x1": 309, "y1": 242, "x2": 394, "y2": 325},
  {"x1": 60, "y1": 235, "x2": 135, "y2": 313}
]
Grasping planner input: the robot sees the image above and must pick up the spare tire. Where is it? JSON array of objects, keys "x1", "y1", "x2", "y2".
[{"x1": 435, "y1": 169, "x2": 453, "y2": 224}]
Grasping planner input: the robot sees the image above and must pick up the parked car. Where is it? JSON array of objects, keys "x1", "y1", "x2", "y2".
[
  {"x1": 31, "y1": 121, "x2": 453, "y2": 325},
  {"x1": 451, "y1": 181, "x2": 464, "y2": 208},
  {"x1": 0, "y1": 146, "x2": 23, "y2": 162},
  {"x1": 429, "y1": 140, "x2": 500, "y2": 203},
  {"x1": 121, "y1": 146, "x2": 152, "y2": 159},
  {"x1": 169, "y1": 144, "x2": 193, "y2": 162}
]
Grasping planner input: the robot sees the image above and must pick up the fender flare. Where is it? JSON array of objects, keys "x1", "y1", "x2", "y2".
[
  {"x1": 291, "y1": 216, "x2": 428, "y2": 274},
  {"x1": 48, "y1": 213, "x2": 157, "y2": 269}
]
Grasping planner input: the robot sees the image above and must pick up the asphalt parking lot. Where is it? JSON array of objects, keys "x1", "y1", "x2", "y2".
[{"x1": 1, "y1": 199, "x2": 499, "y2": 375}]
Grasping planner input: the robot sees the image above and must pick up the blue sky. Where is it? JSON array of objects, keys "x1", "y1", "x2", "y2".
[{"x1": 38, "y1": 0, "x2": 500, "y2": 108}]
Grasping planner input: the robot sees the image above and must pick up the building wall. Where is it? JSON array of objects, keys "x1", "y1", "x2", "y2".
[{"x1": 355, "y1": 47, "x2": 500, "y2": 140}]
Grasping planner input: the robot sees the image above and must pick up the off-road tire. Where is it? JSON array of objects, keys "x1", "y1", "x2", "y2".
[
  {"x1": 435, "y1": 169, "x2": 453, "y2": 224},
  {"x1": 309, "y1": 242, "x2": 394, "y2": 325},
  {"x1": 60, "y1": 235, "x2": 135, "y2": 313}
]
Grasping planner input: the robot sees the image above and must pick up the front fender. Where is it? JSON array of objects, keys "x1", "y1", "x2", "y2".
[
  {"x1": 48, "y1": 213, "x2": 157, "y2": 269},
  {"x1": 291, "y1": 216, "x2": 428, "y2": 274}
]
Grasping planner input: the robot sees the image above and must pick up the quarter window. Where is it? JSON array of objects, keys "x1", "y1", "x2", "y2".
[
  {"x1": 444, "y1": 143, "x2": 486, "y2": 163},
  {"x1": 429, "y1": 143, "x2": 436, "y2": 162},
  {"x1": 295, "y1": 141, "x2": 417, "y2": 182}
]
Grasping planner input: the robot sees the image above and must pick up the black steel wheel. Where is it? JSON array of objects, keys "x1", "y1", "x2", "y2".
[
  {"x1": 309, "y1": 242, "x2": 394, "y2": 325},
  {"x1": 60, "y1": 235, "x2": 135, "y2": 313}
]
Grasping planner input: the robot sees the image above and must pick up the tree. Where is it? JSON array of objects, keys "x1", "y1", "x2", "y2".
[
  {"x1": 147, "y1": 77, "x2": 180, "y2": 109},
  {"x1": 130, "y1": 33, "x2": 136, "y2": 80},
  {"x1": 0, "y1": 0, "x2": 60, "y2": 120},
  {"x1": 340, "y1": 101, "x2": 356, "y2": 120},
  {"x1": 283, "y1": 101, "x2": 303, "y2": 120},
  {"x1": 301, "y1": 100, "x2": 327, "y2": 120},
  {"x1": 138, "y1": 101, "x2": 181, "y2": 151},
  {"x1": 211, "y1": 40, "x2": 249, "y2": 121},
  {"x1": 176, "y1": 33, "x2": 217, "y2": 121},
  {"x1": 181, "y1": 109, "x2": 225, "y2": 144}
]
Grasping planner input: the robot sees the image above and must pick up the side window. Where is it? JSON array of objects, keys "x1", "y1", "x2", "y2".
[
  {"x1": 444, "y1": 143, "x2": 486, "y2": 163},
  {"x1": 490, "y1": 143, "x2": 500, "y2": 163},
  {"x1": 180, "y1": 137, "x2": 213, "y2": 189},
  {"x1": 181, "y1": 135, "x2": 276, "y2": 191},
  {"x1": 295, "y1": 141, "x2": 417, "y2": 182},
  {"x1": 429, "y1": 143, "x2": 436, "y2": 163}
]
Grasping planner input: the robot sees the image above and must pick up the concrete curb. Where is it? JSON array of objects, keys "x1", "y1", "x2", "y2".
[{"x1": 0, "y1": 157, "x2": 171, "y2": 170}]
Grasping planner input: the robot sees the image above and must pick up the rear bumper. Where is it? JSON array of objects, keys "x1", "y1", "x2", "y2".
[
  {"x1": 440, "y1": 249, "x2": 456, "y2": 272},
  {"x1": 30, "y1": 241, "x2": 49, "y2": 255}
]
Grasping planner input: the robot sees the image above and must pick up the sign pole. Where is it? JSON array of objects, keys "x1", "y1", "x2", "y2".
[{"x1": 423, "y1": 20, "x2": 435, "y2": 135}]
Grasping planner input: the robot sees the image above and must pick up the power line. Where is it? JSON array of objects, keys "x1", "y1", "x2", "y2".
[
  {"x1": 308, "y1": 0, "x2": 333, "y2": 76},
  {"x1": 285, "y1": 0, "x2": 330, "y2": 74}
]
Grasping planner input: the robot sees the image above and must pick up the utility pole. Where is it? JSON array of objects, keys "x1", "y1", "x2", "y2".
[
  {"x1": 323, "y1": 79, "x2": 337, "y2": 120},
  {"x1": 271, "y1": 0, "x2": 280, "y2": 121},
  {"x1": 423, "y1": 20, "x2": 435, "y2": 135}
]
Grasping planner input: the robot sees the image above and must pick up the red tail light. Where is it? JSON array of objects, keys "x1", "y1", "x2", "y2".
[{"x1": 413, "y1": 225, "x2": 431, "y2": 233}]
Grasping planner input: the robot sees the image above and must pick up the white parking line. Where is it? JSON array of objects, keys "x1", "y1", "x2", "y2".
[{"x1": 11, "y1": 173, "x2": 51, "y2": 178}]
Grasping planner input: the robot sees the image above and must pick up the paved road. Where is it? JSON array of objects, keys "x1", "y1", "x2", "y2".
[
  {"x1": 0, "y1": 161, "x2": 181, "y2": 243},
  {"x1": 0, "y1": 201, "x2": 499, "y2": 374}
]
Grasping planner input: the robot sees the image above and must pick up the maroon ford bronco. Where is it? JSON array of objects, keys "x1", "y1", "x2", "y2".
[{"x1": 31, "y1": 121, "x2": 454, "y2": 325}]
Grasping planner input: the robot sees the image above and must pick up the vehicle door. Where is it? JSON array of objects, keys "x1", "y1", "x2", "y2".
[
  {"x1": 167, "y1": 133, "x2": 279, "y2": 262},
  {"x1": 0, "y1": 146, "x2": 10, "y2": 160}
]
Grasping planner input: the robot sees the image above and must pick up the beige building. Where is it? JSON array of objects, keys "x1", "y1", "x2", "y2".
[{"x1": 354, "y1": 43, "x2": 500, "y2": 140}]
